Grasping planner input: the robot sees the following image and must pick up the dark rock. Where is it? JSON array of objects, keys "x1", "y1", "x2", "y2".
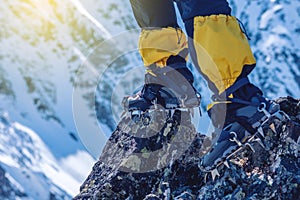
[{"x1": 74, "y1": 97, "x2": 300, "y2": 200}]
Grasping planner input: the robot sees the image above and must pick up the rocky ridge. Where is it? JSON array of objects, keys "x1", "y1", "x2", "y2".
[{"x1": 74, "y1": 96, "x2": 300, "y2": 200}]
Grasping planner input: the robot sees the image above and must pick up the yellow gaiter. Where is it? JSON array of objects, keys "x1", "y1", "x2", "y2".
[
  {"x1": 138, "y1": 27, "x2": 188, "y2": 68},
  {"x1": 193, "y1": 15, "x2": 256, "y2": 94}
]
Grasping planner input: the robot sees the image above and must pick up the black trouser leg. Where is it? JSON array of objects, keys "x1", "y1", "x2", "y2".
[{"x1": 129, "y1": 0, "x2": 178, "y2": 28}]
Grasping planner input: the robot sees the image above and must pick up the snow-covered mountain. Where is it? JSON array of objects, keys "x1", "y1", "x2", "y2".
[
  {"x1": 0, "y1": 0, "x2": 299, "y2": 199},
  {"x1": 0, "y1": 112, "x2": 86, "y2": 199},
  {"x1": 0, "y1": 0, "x2": 111, "y2": 198},
  {"x1": 229, "y1": 0, "x2": 300, "y2": 98}
]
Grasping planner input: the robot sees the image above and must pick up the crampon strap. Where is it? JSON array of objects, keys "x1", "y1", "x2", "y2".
[
  {"x1": 148, "y1": 62, "x2": 188, "y2": 75},
  {"x1": 212, "y1": 77, "x2": 261, "y2": 107}
]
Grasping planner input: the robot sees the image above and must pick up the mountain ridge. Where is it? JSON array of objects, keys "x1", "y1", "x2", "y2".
[{"x1": 74, "y1": 97, "x2": 300, "y2": 199}]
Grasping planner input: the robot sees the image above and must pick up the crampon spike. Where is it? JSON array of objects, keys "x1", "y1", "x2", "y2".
[
  {"x1": 211, "y1": 168, "x2": 220, "y2": 181},
  {"x1": 257, "y1": 127, "x2": 265, "y2": 138},
  {"x1": 253, "y1": 138, "x2": 266, "y2": 149},
  {"x1": 223, "y1": 160, "x2": 230, "y2": 169},
  {"x1": 245, "y1": 143, "x2": 255, "y2": 153},
  {"x1": 269, "y1": 123, "x2": 277, "y2": 134}
]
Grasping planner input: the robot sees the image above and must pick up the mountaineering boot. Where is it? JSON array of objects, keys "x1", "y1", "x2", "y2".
[
  {"x1": 200, "y1": 82, "x2": 281, "y2": 171},
  {"x1": 124, "y1": 56, "x2": 200, "y2": 113},
  {"x1": 125, "y1": 81, "x2": 160, "y2": 112}
]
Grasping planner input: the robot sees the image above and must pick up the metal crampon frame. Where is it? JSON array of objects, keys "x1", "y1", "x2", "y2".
[
  {"x1": 123, "y1": 93, "x2": 201, "y2": 126},
  {"x1": 199, "y1": 104, "x2": 290, "y2": 182}
]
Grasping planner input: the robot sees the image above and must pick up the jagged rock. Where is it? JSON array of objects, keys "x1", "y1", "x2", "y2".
[{"x1": 74, "y1": 97, "x2": 300, "y2": 200}]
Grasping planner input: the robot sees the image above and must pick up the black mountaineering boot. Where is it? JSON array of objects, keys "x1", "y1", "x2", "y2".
[
  {"x1": 200, "y1": 79, "x2": 282, "y2": 171},
  {"x1": 124, "y1": 56, "x2": 200, "y2": 114}
]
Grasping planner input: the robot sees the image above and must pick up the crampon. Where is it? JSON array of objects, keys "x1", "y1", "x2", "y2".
[
  {"x1": 199, "y1": 104, "x2": 290, "y2": 182},
  {"x1": 122, "y1": 87, "x2": 201, "y2": 126}
]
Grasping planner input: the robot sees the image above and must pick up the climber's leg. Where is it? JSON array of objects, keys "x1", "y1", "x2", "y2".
[
  {"x1": 175, "y1": 0, "x2": 281, "y2": 170},
  {"x1": 126, "y1": 0, "x2": 199, "y2": 112}
]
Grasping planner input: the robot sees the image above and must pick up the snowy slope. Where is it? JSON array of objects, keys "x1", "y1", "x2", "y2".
[
  {"x1": 77, "y1": 0, "x2": 137, "y2": 34},
  {"x1": 0, "y1": 0, "x2": 104, "y2": 197},
  {"x1": 0, "y1": 0, "x2": 110, "y2": 157},
  {"x1": 0, "y1": 112, "x2": 96, "y2": 199},
  {"x1": 229, "y1": 0, "x2": 300, "y2": 98}
]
